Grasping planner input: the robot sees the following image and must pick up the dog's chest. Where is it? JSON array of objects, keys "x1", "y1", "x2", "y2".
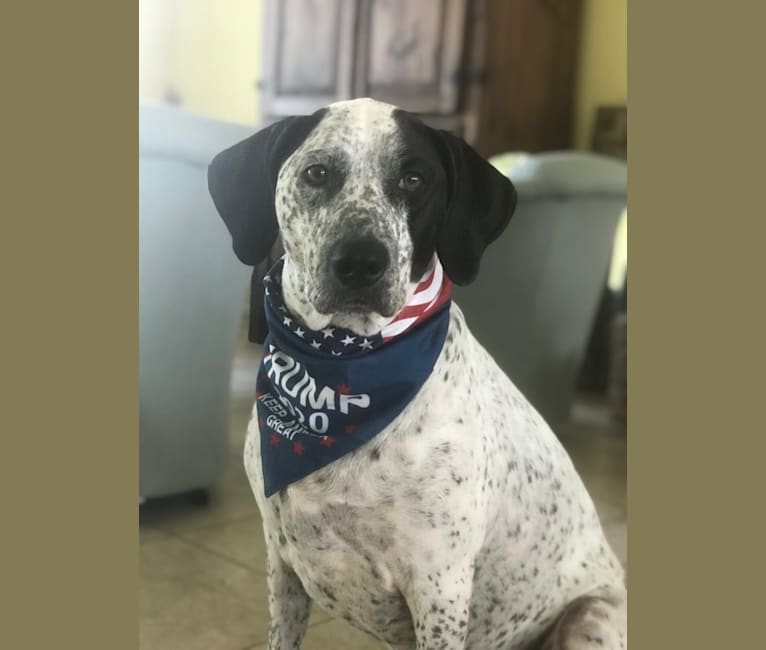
[
  {"x1": 246, "y1": 313, "x2": 490, "y2": 638},
  {"x1": 264, "y1": 440, "x2": 450, "y2": 645},
  {"x1": 244, "y1": 307, "x2": 614, "y2": 647},
  {"x1": 276, "y1": 493, "x2": 415, "y2": 638}
]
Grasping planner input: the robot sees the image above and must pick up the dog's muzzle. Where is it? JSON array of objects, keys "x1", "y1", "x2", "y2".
[
  {"x1": 320, "y1": 236, "x2": 399, "y2": 318},
  {"x1": 329, "y1": 236, "x2": 390, "y2": 291}
]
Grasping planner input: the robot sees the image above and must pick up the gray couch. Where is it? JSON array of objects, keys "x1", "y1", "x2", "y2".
[
  {"x1": 139, "y1": 104, "x2": 252, "y2": 500},
  {"x1": 454, "y1": 152, "x2": 627, "y2": 431}
]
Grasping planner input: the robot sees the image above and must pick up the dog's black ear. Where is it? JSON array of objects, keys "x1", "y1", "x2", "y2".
[
  {"x1": 207, "y1": 111, "x2": 325, "y2": 266},
  {"x1": 433, "y1": 130, "x2": 517, "y2": 285}
]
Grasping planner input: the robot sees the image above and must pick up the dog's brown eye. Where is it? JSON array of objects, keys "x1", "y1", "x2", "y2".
[
  {"x1": 303, "y1": 164, "x2": 328, "y2": 186},
  {"x1": 399, "y1": 172, "x2": 423, "y2": 191}
]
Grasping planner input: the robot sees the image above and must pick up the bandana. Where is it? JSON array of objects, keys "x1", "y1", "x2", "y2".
[{"x1": 255, "y1": 258, "x2": 452, "y2": 496}]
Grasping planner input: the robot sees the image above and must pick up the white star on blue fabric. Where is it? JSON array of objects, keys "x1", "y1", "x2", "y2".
[
  {"x1": 310, "y1": 340, "x2": 322, "y2": 349},
  {"x1": 359, "y1": 338, "x2": 373, "y2": 350},
  {"x1": 331, "y1": 351, "x2": 342, "y2": 356},
  {"x1": 294, "y1": 327, "x2": 305, "y2": 338},
  {"x1": 341, "y1": 335, "x2": 356, "y2": 346},
  {"x1": 321, "y1": 327, "x2": 335, "y2": 339},
  {"x1": 283, "y1": 316, "x2": 292, "y2": 326}
]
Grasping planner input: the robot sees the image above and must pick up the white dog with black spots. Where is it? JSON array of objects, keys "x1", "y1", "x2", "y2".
[{"x1": 208, "y1": 98, "x2": 627, "y2": 650}]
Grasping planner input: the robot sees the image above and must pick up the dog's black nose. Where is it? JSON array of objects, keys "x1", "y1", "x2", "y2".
[{"x1": 330, "y1": 237, "x2": 390, "y2": 289}]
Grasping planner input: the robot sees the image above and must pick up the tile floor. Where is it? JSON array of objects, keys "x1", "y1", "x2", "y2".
[{"x1": 139, "y1": 325, "x2": 627, "y2": 650}]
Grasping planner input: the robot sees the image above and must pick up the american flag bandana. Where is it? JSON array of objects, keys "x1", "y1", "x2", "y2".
[{"x1": 256, "y1": 257, "x2": 452, "y2": 496}]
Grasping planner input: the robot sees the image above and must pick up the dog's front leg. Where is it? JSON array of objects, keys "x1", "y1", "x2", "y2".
[
  {"x1": 405, "y1": 562, "x2": 473, "y2": 650},
  {"x1": 265, "y1": 545, "x2": 311, "y2": 650}
]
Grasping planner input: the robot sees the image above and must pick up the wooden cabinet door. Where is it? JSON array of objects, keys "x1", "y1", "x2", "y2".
[
  {"x1": 354, "y1": 0, "x2": 468, "y2": 114},
  {"x1": 262, "y1": 0, "x2": 357, "y2": 116}
]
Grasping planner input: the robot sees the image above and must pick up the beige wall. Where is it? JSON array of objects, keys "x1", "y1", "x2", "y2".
[
  {"x1": 139, "y1": 0, "x2": 263, "y2": 125},
  {"x1": 574, "y1": 0, "x2": 628, "y2": 149},
  {"x1": 140, "y1": 0, "x2": 627, "y2": 144},
  {"x1": 574, "y1": 0, "x2": 628, "y2": 285}
]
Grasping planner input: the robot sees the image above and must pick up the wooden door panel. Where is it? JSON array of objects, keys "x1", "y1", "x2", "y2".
[
  {"x1": 262, "y1": 0, "x2": 357, "y2": 116},
  {"x1": 355, "y1": 0, "x2": 468, "y2": 114}
]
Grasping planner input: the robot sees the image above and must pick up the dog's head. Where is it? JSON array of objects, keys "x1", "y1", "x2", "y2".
[{"x1": 208, "y1": 98, "x2": 516, "y2": 335}]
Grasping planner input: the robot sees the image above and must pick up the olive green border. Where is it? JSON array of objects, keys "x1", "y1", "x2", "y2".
[
  {"x1": 3, "y1": 2, "x2": 137, "y2": 648},
  {"x1": 628, "y1": 1, "x2": 763, "y2": 647}
]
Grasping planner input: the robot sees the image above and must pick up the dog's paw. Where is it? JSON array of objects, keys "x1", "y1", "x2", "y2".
[{"x1": 534, "y1": 597, "x2": 626, "y2": 650}]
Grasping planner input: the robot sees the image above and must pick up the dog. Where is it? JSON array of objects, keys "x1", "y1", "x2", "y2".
[{"x1": 208, "y1": 98, "x2": 627, "y2": 650}]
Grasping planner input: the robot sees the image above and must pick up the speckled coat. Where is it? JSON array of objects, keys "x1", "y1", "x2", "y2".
[
  {"x1": 244, "y1": 303, "x2": 625, "y2": 650},
  {"x1": 208, "y1": 98, "x2": 627, "y2": 650}
]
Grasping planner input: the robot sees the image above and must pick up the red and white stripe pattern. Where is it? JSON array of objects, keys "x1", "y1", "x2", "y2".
[{"x1": 381, "y1": 257, "x2": 452, "y2": 342}]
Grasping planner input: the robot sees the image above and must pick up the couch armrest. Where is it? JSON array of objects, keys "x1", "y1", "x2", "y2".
[
  {"x1": 511, "y1": 151, "x2": 627, "y2": 201},
  {"x1": 139, "y1": 102, "x2": 260, "y2": 168}
]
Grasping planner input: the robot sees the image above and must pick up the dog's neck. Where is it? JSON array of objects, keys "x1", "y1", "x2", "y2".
[
  {"x1": 280, "y1": 255, "x2": 432, "y2": 338},
  {"x1": 255, "y1": 253, "x2": 451, "y2": 496}
]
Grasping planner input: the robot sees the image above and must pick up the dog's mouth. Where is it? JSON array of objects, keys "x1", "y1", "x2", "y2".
[
  {"x1": 318, "y1": 287, "x2": 399, "y2": 321},
  {"x1": 310, "y1": 279, "x2": 407, "y2": 336},
  {"x1": 328, "y1": 291, "x2": 398, "y2": 318},
  {"x1": 281, "y1": 255, "x2": 409, "y2": 336}
]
